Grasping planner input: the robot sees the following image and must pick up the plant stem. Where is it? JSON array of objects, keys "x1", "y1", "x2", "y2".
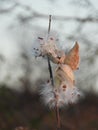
[
  {"x1": 55, "y1": 104, "x2": 61, "y2": 130},
  {"x1": 47, "y1": 15, "x2": 54, "y2": 86},
  {"x1": 48, "y1": 15, "x2": 51, "y2": 34},
  {"x1": 47, "y1": 57, "x2": 54, "y2": 86},
  {"x1": 47, "y1": 15, "x2": 61, "y2": 130}
]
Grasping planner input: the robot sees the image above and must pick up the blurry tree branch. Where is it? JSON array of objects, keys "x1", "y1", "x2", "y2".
[
  {"x1": 0, "y1": 2, "x2": 18, "y2": 14},
  {"x1": 34, "y1": 15, "x2": 98, "y2": 22},
  {"x1": 0, "y1": 1, "x2": 98, "y2": 23},
  {"x1": 17, "y1": 12, "x2": 98, "y2": 23}
]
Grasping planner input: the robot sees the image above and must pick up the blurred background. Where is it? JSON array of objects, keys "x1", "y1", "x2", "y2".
[{"x1": 0, "y1": 0, "x2": 98, "y2": 130}]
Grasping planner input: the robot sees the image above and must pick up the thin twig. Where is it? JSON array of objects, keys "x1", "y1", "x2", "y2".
[
  {"x1": 47, "y1": 15, "x2": 54, "y2": 86},
  {"x1": 48, "y1": 15, "x2": 51, "y2": 34},
  {"x1": 55, "y1": 104, "x2": 61, "y2": 130}
]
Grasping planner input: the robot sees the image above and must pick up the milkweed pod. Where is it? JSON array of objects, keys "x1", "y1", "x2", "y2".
[
  {"x1": 55, "y1": 64, "x2": 75, "y2": 85},
  {"x1": 48, "y1": 50, "x2": 65, "y2": 64},
  {"x1": 40, "y1": 38, "x2": 59, "y2": 59},
  {"x1": 64, "y1": 42, "x2": 79, "y2": 70}
]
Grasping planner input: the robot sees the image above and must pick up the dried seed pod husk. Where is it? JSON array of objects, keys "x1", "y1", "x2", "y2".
[
  {"x1": 48, "y1": 50, "x2": 65, "y2": 64},
  {"x1": 64, "y1": 42, "x2": 79, "y2": 70},
  {"x1": 55, "y1": 64, "x2": 75, "y2": 86}
]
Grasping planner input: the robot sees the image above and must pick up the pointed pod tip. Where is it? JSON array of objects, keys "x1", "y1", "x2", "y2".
[
  {"x1": 73, "y1": 41, "x2": 79, "y2": 50},
  {"x1": 75, "y1": 41, "x2": 79, "y2": 47}
]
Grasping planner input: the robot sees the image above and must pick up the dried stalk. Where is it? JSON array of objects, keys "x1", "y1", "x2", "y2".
[
  {"x1": 47, "y1": 15, "x2": 54, "y2": 86},
  {"x1": 55, "y1": 104, "x2": 61, "y2": 130},
  {"x1": 47, "y1": 15, "x2": 61, "y2": 130}
]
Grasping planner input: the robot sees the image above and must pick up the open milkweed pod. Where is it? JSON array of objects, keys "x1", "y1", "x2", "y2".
[
  {"x1": 33, "y1": 36, "x2": 66, "y2": 64},
  {"x1": 44, "y1": 38, "x2": 65, "y2": 64},
  {"x1": 40, "y1": 80, "x2": 81, "y2": 108},
  {"x1": 55, "y1": 50, "x2": 65, "y2": 64},
  {"x1": 40, "y1": 37, "x2": 62, "y2": 61},
  {"x1": 59, "y1": 81, "x2": 81, "y2": 104},
  {"x1": 33, "y1": 37, "x2": 58, "y2": 58},
  {"x1": 55, "y1": 64, "x2": 75, "y2": 86},
  {"x1": 48, "y1": 49, "x2": 65, "y2": 64},
  {"x1": 64, "y1": 42, "x2": 79, "y2": 70}
]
